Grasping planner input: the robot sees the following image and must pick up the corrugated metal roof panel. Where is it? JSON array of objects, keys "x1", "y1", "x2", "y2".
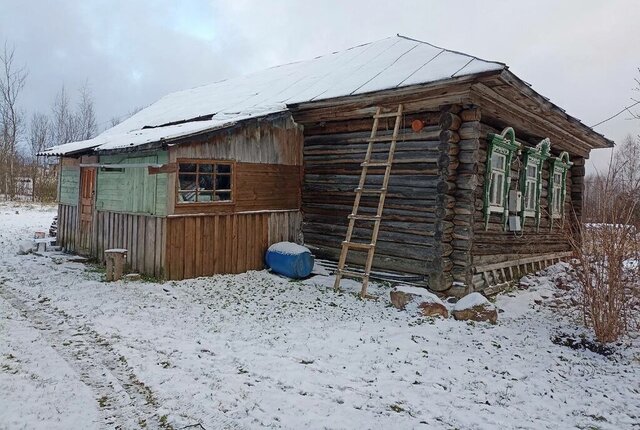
[{"x1": 41, "y1": 35, "x2": 506, "y2": 155}]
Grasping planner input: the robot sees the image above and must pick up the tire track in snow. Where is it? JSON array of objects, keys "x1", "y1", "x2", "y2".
[{"x1": 0, "y1": 285, "x2": 164, "y2": 429}]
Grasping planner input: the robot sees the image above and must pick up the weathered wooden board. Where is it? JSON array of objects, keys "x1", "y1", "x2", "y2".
[{"x1": 164, "y1": 210, "x2": 301, "y2": 280}]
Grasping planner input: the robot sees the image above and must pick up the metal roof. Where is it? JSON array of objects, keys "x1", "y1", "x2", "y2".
[{"x1": 41, "y1": 35, "x2": 506, "y2": 156}]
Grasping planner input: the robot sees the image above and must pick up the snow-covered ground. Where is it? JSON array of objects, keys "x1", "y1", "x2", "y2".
[{"x1": 0, "y1": 203, "x2": 638, "y2": 430}]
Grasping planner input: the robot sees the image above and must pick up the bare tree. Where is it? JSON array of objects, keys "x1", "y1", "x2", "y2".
[
  {"x1": 29, "y1": 112, "x2": 50, "y2": 158},
  {"x1": 0, "y1": 42, "x2": 27, "y2": 199},
  {"x1": 51, "y1": 83, "x2": 98, "y2": 145},
  {"x1": 108, "y1": 105, "x2": 144, "y2": 129},
  {"x1": 77, "y1": 82, "x2": 97, "y2": 140},
  {"x1": 51, "y1": 85, "x2": 75, "y2": 145}
]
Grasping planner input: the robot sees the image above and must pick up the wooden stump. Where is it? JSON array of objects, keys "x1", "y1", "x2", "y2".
[{"x1": 105, "y1": 249, "x2": 128, "y2": 281}]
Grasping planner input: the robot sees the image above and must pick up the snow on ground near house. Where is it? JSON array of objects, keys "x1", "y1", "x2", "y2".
[{"x1": 1, "y1": 203, "x2": 639, "y2": 429}]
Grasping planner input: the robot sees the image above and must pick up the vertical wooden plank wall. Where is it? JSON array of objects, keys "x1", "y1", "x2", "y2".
[
  {"x1": 57, "y1": 204, "x2": 78, "y2": 253},
  {"x1": 164, "y1": 210, "x2": 302, "y2": 280},
  {"x1": 92, "y1": 212, "x2": 166, "y2": 278}
]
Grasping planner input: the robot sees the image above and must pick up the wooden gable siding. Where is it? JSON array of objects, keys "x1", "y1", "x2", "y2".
[{"x1": 96, "y1": 151, "x2": 169, "y2": 216}]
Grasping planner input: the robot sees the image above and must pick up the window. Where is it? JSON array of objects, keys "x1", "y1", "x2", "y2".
[
  {"x1": 489, "y1": 152, "x2": 506, "y2": 207},
  {"x1": 100, "y1": 166, "x2": 124, "y2": 173},
  {"x1": 524, "y1": 162, "x2": 538, "y2": 214},
  {"x1": 549, "y1": 151, "x2": 572, "y2": 221},
  {"x1": 519, "y1": 139, "x2": 550, "y2": 229},
  {"x1": 551, "y1": 172, "x2": 563, "y2": 215},
  {"x1": 483, "y1": 127, "x2": 520, "y2": 230},
  {"x1": 177, "y1": 161, "x2": 233, "y2": 204}
]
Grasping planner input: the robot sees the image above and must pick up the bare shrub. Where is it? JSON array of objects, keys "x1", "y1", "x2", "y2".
[{"x1": 568, "y1": 148, "x2": 640, "y2": 343}]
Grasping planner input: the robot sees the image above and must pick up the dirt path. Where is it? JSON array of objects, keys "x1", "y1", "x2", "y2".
[{"x1": 0, "y1": 284, "x2": 166, "y2": 429}]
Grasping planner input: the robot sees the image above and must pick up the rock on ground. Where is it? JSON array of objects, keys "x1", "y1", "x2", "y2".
[{"x1": 452, "y1": 292, "x2": 498, "y2": 324}]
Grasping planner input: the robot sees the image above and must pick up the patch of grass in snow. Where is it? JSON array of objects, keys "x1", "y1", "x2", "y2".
[
  {"x1": 1, "y1": 363, "x2": 18, "y2": 374},
  {"x1": 389, "y1": 403, "x2": 405, "y2": 413},
  {"x1": 158, "y1": 414, "x2": 174, "y2": 429},
  {"x1": 97, "y1": 395, "x2": 109, "y2": 408}
]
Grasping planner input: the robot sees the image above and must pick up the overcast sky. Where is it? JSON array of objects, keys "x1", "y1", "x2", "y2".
[{"x1": 1, "y1": 0, "x2": 639, "y2": 172}]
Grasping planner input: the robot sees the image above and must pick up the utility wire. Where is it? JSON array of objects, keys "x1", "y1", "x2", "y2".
[{"x1": 590, "y1": 100, "x2": 640, "y2": 128}]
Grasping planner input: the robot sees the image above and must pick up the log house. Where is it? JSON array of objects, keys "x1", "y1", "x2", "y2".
[{"x1": 41, "y1": 35, "x2": 612, "y2": 295}]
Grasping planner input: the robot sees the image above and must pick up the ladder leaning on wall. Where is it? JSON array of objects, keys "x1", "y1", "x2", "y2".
[{"x1": 333, "y1": 104, "x2": 404, "y2": 298}]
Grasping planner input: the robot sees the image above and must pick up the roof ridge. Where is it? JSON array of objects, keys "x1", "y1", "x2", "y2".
[{"x1": 396, "y1": 34, "x2": 507, "y2": 68}]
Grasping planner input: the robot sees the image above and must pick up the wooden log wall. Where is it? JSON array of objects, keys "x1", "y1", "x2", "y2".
[
  {"x1": 57, "y1": 204, "x2": 78, "y2": 253},
  {"x1": 93, "y1": 211, "x2": 167, "y2": 278},
  {"x1": 301, "y1": 108, "x2": 448, "y2": 277},
  {"x1": 164, "y1": 210, "x2": 302, "y2": 280},
  {"x1": 469, "y1": 118, "x2": 583, "y2": 291}
]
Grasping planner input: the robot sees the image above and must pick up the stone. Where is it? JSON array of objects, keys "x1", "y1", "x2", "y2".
[
  {"x1": 390, "y1": 286, "x2": 449, "y2": 318},
  {"x1": 123, "y1": 273, "x2": 142, "y2": 282},
  {"x1": 390, "y1": 290, "x2": 416, "y2": 310},
  {"x1": 17, "y1": 240, "x2": 35, "y2": 255},
  {"x1": 452, "y1": 292, "x2": 498, "y2": 324},
  {"x1": 418, "y1": 301, "x2": 449, "y2": 318}
]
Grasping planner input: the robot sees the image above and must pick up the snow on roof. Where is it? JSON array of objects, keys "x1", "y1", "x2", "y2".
[{"x1": 41, "y1": 35, "x2": 505, "y2": 156}]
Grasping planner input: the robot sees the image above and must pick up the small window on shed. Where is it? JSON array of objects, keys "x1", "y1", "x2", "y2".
[
  {"x1": 483, "y1": 127, "x2": 520, "y2": 230},
  {"x1": 177, "y1": 160, "x2": 233, "y2": 204}
]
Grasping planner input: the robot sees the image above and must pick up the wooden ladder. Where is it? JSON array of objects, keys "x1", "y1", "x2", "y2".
[{"x1": 333, "y1": 104, "x2": 404, "y2": 298}]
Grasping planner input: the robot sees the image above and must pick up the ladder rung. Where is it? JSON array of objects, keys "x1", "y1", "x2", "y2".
[
  {"x1": 373, "y1": 112, "x2": 402, "y2": 119},
  {"x1": 348, "y1": 214, "x2": 381, "y2": 221},
  {"x1": 361, "y1": 161, "x2": 391, "y2": 167},
  {"x1": 354, "y1": 187, "x2": 386, "y2": 194},
  {"x1": 342, "y1": 241, "x2": 375, "y2": 250},
  {"x1": 337, "y1": 269, "x2": 369, "y2": 279},
  {"x1": 367, "y1": 136, "x2": 398, "y2": 143}
]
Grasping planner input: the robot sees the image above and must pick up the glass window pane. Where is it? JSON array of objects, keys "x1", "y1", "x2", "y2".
[
  {"x1": 217, "y1": 164, "x2": 231, "y2": 174},
  {"x1": 179, "y1": 174, "x2": 197, "y2": 190},
  {"x1": 216, "y1": 174, "x2": 231, "y2": 190},
  {"x1": 199, "y1": 164, "x2": 214, "y2": 173},
  {"x1": 215, "y1": 191, "x2": 231, "y2": 201},
  {"x1": 491, "y1": 153, "x2": 504, "y2": 171},
  {"x1": 179, "y1": 163, "x2": 197, "y2": 173},
  {"x1": 198, "y1": 174, "x2": 214, "y2": 191},
  {"x1": 527, "y1": 165, "x2": 537, "y2": 178},
  {"x1": 178, "y1": 191, "x2": 196, "y2": 202},
  {"x1": 198, "y1": 192, "x2": 214, "y2": 202}
]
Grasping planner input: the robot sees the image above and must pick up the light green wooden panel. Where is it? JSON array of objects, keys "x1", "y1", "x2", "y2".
[
  {"x1": 96, "y1": 151, "x2": 168, "y2": 216},
  {"x1": 59, "y1": 166, "x2": 80, "y2": 205}
]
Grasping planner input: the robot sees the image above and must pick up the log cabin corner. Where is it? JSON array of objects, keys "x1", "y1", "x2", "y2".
[{"x1": 40, "y1": 35, "x2": 612, "y2": 297}]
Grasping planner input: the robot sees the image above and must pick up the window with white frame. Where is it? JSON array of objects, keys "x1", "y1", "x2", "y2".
[
  {"x1": 483, "y1": 127, "x2": 520, "y2": 230},
  {"x1": 519, "y1": 139, "x2": 550, "y2": 230},
  {"x1": 549, "y1": 151, "x2": 571, "y2": 221},
  {"x1": 551, "y1": 170, "x2": 563, "y2": 216},
  {"x1": 489, "y1": 152, "x2": 506, "y2": 208},
  {"x1": 524, "y1": 161, "x2": 538, "y2": 214}
]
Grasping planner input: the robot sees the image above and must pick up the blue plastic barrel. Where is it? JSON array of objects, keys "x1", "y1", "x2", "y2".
[{"x1": 265, "y1": 242, "x2": 315, "y2": 279}]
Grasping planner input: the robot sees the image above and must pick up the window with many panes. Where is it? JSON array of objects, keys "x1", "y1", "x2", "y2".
[
  {"x1": 489, "y1": 152, "x2": 506, "y2": 209},
  {"x1": 524, "y1": 161, "x2": 538, "y2": 215},
  {"x1": 177, "y1": 161, "x2": 233, "y2": 204},
  {"x1": 484, "y1": 127, "x2": 520, "y2": 230},
  {"x1": 548, "y1": 151, "x2": 571, "y2": 221},
  {"x1": 551, "y1": 171, "x2": 563, "y2": 216}
]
